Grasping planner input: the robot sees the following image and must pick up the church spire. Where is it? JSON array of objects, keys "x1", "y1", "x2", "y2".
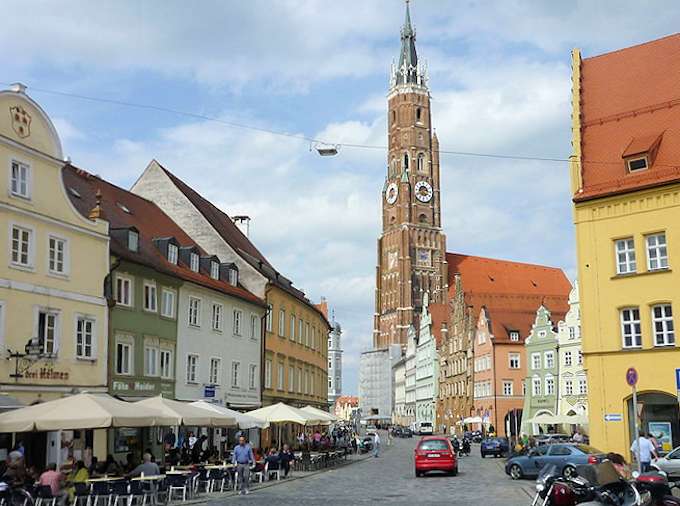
[{"x1": 391, "y1": 0, "x2": 427, "y2": 89}]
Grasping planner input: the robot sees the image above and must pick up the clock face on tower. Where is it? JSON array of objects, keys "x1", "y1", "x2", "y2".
[
  {"x1": 386, "y1": 182, "x2": 399, "y2": 204},
  {"x1": 414, "y1": 181, "x2": 433, "y2": 202}
]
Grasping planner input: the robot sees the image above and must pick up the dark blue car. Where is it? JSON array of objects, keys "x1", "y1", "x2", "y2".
[
  {"x1": 504, "y1": 444, "x2": 606, "y2": 480},
  {"x1": 480, "y1": 437, "x2": 509, "y2": 458}
]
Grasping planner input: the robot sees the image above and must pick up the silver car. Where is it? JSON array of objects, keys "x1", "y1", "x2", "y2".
[{"x1": 652, "y1": 446, "x2": 680, "y2": 477}]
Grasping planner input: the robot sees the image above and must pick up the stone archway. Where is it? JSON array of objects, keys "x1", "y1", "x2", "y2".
[{"x1": 627, "y1": 391, "x2": 680, "y2": 452}]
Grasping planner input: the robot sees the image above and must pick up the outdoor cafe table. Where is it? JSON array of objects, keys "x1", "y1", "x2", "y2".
[
  {"x1": 88, "y1": 476, "x2": 125, "y2": 482},
  {"x1": 130, "y1": 475, "x2": 166, "y2": 481},
  {"x1": 165, "y1": 470, "x2": 192, "y2": 475}
]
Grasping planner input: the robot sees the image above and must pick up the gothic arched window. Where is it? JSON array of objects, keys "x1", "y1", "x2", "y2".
[
  {"x1": 417, "y1": 153, "x2": 425, "y2": 172},
  {"x1": 391, "y1": 110, "x2": 396, "y2": 126},
  {"x1": 416, "y1": 107, "x2": 422, "y2": 123},
  {"x1": 403, "y1": 152, "x2": 409, "y2": 171}
]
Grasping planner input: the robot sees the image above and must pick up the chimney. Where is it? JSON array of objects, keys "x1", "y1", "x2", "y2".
[
  {"x1": 315, "y1": 297, "x2": 329, "y2": 319},
  {"x1": 232, "y1": 215, "x2": 251, "y2": 238}
]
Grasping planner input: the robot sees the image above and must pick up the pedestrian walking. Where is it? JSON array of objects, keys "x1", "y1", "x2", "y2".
[
  {"x1": 631, "y1": 433, "x2": 657, "y2": 473},
  {"x1": 373, "y1": 432, "x2": 381, "y2": 458},
  {"x1": 232, "y1": 435, "x2": 255, "y2": 495}
]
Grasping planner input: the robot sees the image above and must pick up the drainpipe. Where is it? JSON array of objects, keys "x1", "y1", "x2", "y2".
[{"x1": 260, "y1": 286, "x2": 273, "y2": 407}]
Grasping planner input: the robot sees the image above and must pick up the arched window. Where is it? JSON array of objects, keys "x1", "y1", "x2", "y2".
[
  {"x1": 390, "y1": 158, "x2": 396, "y2": 177},
  {"x1": 417, "y1": 153, "x2": 425, "y2": 172},
  {"x1": 416, "y1": 107, "x2": 422, "y2": 123},
  {"x1": 391, "y1": 110, "x2": 396, "y2": 125},
  {"x1": 403, "y1": 152, "x2": 409, "y2": 171}
]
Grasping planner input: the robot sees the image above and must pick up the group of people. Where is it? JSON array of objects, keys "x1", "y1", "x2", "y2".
[
  {"x1": 630, "y1": 432, "x2": 663, "y2": 472},
  {"x1": 231, "y1": 435, "x2": 295, "y2": 496}
]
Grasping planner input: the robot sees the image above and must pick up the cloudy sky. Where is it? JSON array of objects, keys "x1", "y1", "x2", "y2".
[{"x1": 4, "y1": 0, "x2": 677, "y2": 395}]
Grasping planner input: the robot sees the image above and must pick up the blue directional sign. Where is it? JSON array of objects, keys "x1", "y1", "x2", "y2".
[
  {"x1": 675, "y1": 368, "x2": 680, "y2": 390},
  {"x1": 604, "y1": 414, "x2": 623, "y2": 422},
  {"x1": 204, "y1": 385, "x2": 216, "y2": 398}
]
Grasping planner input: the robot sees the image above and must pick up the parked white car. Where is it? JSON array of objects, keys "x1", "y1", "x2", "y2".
[{"x1": 652, "y1": 446, "x2": 680, "y2": 477}]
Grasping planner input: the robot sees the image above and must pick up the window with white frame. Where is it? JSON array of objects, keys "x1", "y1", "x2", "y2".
[
  {"x1": 522, "y1": 380, "x2": 527, "y2": 397},
  {"x1": 186, "y1": 354, "x2": 199, "y2": 383},
  {"x1": 578, "y1": 350, "x2": 583, "y2": 365},
  {"x1": 143, "y1": 281, "x2": 157, "y2": 312},
  {"x1": 228, "y1": 268, "x2": 238, "y2": 286},
  {"x1": 305, "y1": 322, "x2": 310, "y2": 346},
  {"x1": 298, "y1": 319, "x2": 303, "y2": 344},
  {"x1": 509, "y1": 331, "x2": 520, "y2": 341},
  {"x1": 38, "y1": 310, "x2": 58, "y2": 355},
  {"x1": 565, "y1": 379, "x2": 573, "y2": 395},
  {"x1": 508, "y1": 353, "x2": 520, "y2": 369},
  {"x1": 502, "y1": 381, "x2": 513, "y2": 396},
  {"x1": 190, "y1": 252, "x2": 199, "y2": 272},
  {"x1": 531, "y1": 352, "x2": 541, "y2": 370},
  {"x1": 212, "y1": 303, "x2": 223, "y2": 331},
  {"x1": 48, "y1": 236, "x2": 67, "y2": 274},
  {"x1": 249, "y1": 364, "x2": 257, "y2": 390},
  {"x1": 620, "y1": 307, "x2": 642, "y2": 348},
  {"x1": 161, "y1": 289, "x2": 175, "y2": 318},
  {"x1": 266, "y1": 305, "x2": 273, "y2": 332},
  {"x1": 210, "y1": 261, "x2": 219, "y2": 280},
  {"x1": 233, "y1": 309, "x2": 242, "y2": 335},
  {"x1": 544, "y1": 351, "x2": 555, "y2": 369},
  {"x1": 115, "y1": 338, "x2": 133, "y2": 375},
  {"x1": 545, "y1": 375, "x2": 555, "y2": 395},
  {"x1": 265, "y1": 359, "x2": 272, "y2": 389},
  {"x1": 144, "y1": 346, "x2": 159, "y2": 376},
  {"x1": 652, "y1": 304, "x2": 675, "y2": 346},
  {"x1": 646, "y1": 233, "x2": 669, "y2": 271},
  {"x1": 277, "y1": 363, "x2": 284, "y2": 390},
  {"x1": 278, "y1": 309, "x2": 285, "y2": 337},
  {"x1": 564, "y1": 351, "x2": 572, "y2": 366},
  {"x1": 578, "y1": 378, "x2": 587, "y2": 395},
  {"x1": 532, "y1": 377, "x2": 541, "y2": 396},
  {"x1": 209, "y1": 358, "x2": 221, "y2": 385},
  {"x1": 10, "y1": 160, "x2": 30, "y2": 198},
  {"x1": 290, "y1": 315, "x2": 296, "y2": 341},
  {"x1": 160, "y1": 349, "x2": 173, "y2": 379},
  {"x1": 75, "y1": 316, "x2": 95, "y2": 359},
  {"x1": 288, "y1": 365, "x2": 295, "y2": 392},
  {"x1": 10, "y1": 225, "x2": 32, "y2": 267},
  {"x1": 298, "y1": 368, "x2": 303, "y2": 393},
  {"x1": 167, "y1": 243, "x2": 178, "y2": 265},
  {"x1": 231, "y1": 361, "x2": 240, "y2": 388},
  {"x1": 128, "y1": 230, "x2": 139, "y2": 252},
  {"x1": 188, "y1": 297, "x2": 201, "y2": 327},
  {"x1": 569, "y1": 327, "x2": 576, "y2": 340},
  {"x1": 615, "y1": 238, "x2": 636, "y2": 274},
  {"x1": 115, "y1": 276, "x2": 133, "y2": 307},
  {"x1": 250, "y1": 314, "x2": 258, "y2": 339}
]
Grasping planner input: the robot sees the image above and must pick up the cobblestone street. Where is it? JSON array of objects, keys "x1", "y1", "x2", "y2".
[{"x1": 211, "y1": 435, "x2": 534, "y2": 505}]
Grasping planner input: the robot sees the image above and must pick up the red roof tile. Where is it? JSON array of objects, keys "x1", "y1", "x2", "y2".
[
  {"x1": 576, "y1": 33, "x2": 680, "y2": 202},
  {"x1": 428, "y1": 303, "x2": 449, "y2": 347},
  {"x1": 62, "y1": 165, "x2": 265, "y2": 307},
  {"x1": 447, "y1": 252, "x2": 570, "y2": 341}
]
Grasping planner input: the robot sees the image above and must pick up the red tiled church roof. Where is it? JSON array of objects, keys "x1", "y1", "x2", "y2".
[
  {"x1": 447, "y1": 253, "x2": 570, "y2": 341},
  {"x1": 63, "y1": 165, "x2": 265, "y2": 307},
  {"x1": 576, "y1": 33, "x2": 680, "y2": 201}
]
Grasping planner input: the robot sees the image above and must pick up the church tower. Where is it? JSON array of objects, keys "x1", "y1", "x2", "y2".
[{"x1": 373, "y1": 1, "x2": 448, "y2": 349}]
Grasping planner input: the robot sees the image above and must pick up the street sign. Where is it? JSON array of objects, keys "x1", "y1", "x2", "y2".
[
  {"x1": 626, "y1": 367, "x2": 638, "y2": 386},
  {"x1": 604, "y1": 414, "x2": 623, "y2": 422},
  {"x1": 675, "y1": 368, "x2": 680, "y2": 390},
  {"x1": 204, "y1": 385, "x2": 216, "y2": 398}
]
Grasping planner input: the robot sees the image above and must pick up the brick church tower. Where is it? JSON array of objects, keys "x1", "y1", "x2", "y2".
[{"x1": 373, "y1": 1, "x2": 448, "y2": 349}]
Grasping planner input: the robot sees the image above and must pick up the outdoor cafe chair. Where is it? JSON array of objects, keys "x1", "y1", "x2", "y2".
[
  {"x1": 109, "y1": 481, "x2": 131, "y2": 506},
  {"x1": 90, "y1": 481, "x2": 112, "y2": 506},
  {"x1": 187, "y1": 472, "x2": 200, "y2": 499},
  {"x1": 264, "y1": 462, "x2": 281, "y2": 482},
  {"x1": 34, "y1": 485, "x2": 57, "y2": 506},
  {"x1": 166, "y1": 475, "x2": 188, "y2": 503},
  {"x1": 73, "y1": 482, "x2": 91, "y2": 506},
  {"x1": 154, "y1": 479, "x2": 169, "y2": 505},
  {"x1": 128, "y1": 481, "x2": 154, "y2": 506},
  {"x1": 196, "y1": 470, "x2": 211, "y2": 494},
  {"x1": 207, "y1": 469, "x2": 226, "y2": 493}
]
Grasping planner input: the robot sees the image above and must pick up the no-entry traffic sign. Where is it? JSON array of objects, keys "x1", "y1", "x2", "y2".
[{"x1": 626, "y1": 367, "x2": 638, "y2": 387}]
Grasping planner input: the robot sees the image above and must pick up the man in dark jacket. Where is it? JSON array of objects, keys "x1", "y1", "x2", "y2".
[{"x1": 279, "y1": 444, "x2": 295, "y2": 477}]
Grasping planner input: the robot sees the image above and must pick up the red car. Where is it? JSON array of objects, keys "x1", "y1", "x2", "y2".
[{"x1": 414, "y1": 436, "x2": 458, "y2": 477}]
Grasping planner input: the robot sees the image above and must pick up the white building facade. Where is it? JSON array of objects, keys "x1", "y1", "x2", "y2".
[
  {"x1": 415, "y1": 297, "x2": 439, "y2": 431},
  {"x1": 358, "y1": 344, "x2": 401, "y2": 422},
  {"x1": 392, "y1": 358, "x2": 406, "y2": 425},
  {"x1": 557, "y1": 283, "x2": 587, "y2": 426},
  {"x1": 176, "y1": 281, "x2": 264, "y2": 409},
  {"x1": 328, "y1": 317, "x2": 342, "y2": 405},
  {"x1": 404, "y1": 326, "x2": 417, "y2": 428}
]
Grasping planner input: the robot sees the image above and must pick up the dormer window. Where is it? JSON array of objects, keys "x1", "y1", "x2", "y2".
[
  {"x1": 228, "y1": 268, "x2": 238, "y2": 286},
  {"x1": 627, "y1": 156, "x2": 648, "y2": 172},
  {"x1": 128, "y1": 230, "x2": 139, "y2": 252},
  {"x1": 168, "y1": 244, "x2": 178, "y2": 265},
  {"x1": 210, "y1": 261, "x2": 219, "y2": 280},
  {"x1": 509, "y1": 331, "x2": 520, "y2": 342},
  {"x1": 190, "y1": 252, "x2": 199, "y2": 272}
]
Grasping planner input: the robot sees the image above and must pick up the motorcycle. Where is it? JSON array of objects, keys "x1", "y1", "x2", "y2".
[
  {"x1": 0, "y1": 481, "x2": 34, "y2": 506},
  {"x1": 634, "y1": 472, "x2": 680, "y2": 505},
  {"x1": 531, "y1": 464, "x2": 643, "y2": 506},
  {"x1": 460, "y1": 439, "x2": 471, "y2": 457}
]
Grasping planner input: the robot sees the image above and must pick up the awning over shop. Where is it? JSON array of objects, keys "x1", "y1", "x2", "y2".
[
  {"x1": 136, "y1": 396, "x2": 236, "y2": 427},
  {"x1": 301, "y1": 405, "x2": 337, "y2": 423},
  {"x1": 190, "y1": 401, "x2": 268, "y2": 429},
  {"x1": 247, "y1": 402, "x2": 324, "y2": 425},
  {"x1": 0, "y1": 393, "x2": 177, "y2": 432}
]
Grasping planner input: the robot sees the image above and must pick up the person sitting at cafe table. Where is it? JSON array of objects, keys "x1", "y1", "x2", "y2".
[
  {"x1": 278, "y1": 445, "x2": 295, "y2": 478},
  {"x1": 127, "y1": 453, "x2": 160, "y2": 478},
  {"x1": 66, "y1": 460, "x2": 89, "y2": 502},
  {"x1": 39, "y1": 463, "x2": 68, "y2": 506},
  {"x1": 264, "y1": 449, "x2": 280, "y2": 473}
]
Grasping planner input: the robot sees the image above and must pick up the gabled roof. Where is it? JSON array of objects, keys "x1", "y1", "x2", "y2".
[
  {"x1": 447, "y1": 252, "x2": 570, "y2": 342},
  {"x1": 428, "y1": 303, "x2": 448, "y2": 347},
  {"x1": 576, "y1": 33, "x2": 680, "y2": 202},
  {"x1": 153, "y1": 161, "x2": 329, "y2": 327},
  {"x1": 62, "y1": 165, "x2": 264, "y2": 307}
]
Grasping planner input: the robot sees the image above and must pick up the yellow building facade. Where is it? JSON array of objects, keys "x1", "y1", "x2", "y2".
[
  {"x1": 571, "y1": 38, "x2": 680, "y2": 459},
  {"x1": 0, "y1": 84, "x2": 109, "y2": 405}
]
